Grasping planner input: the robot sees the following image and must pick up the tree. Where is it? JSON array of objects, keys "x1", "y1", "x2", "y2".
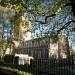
[
  {"x1": 0, "y1": 0, "x2": 75, "y2": 54},
  {"x1": 0, "y1": 0, "x2": 75, "y2": 37},
  {"x1": 0, "y1": 6, "x2": 15, "y2": 57},
  {"x1": 0, "y1": 0, "x2": 32, "y2": 57}
]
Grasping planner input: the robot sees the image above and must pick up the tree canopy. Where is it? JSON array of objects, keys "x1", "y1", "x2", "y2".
[
  {"x1": 0, "y1": 0, "x2": 75, "y2": 41},
  {"x1": 0, "y1": 0, "x2": 75, "y2": 33},
  {"x1": 0, "y1": 0, "x2": 75, "y2": 57}
]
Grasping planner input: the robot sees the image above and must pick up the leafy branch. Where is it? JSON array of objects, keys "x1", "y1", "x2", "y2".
[{"x1": 34, "y1": 1, "x2": 75, "y2": 24}]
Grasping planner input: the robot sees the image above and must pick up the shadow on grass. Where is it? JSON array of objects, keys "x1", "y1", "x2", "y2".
[{"x1": 0, "y1": 63, "x2": 75, "y2": 75}]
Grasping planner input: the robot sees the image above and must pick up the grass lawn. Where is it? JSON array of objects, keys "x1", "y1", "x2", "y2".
[{"x1": 0, "y1": 64, "x2": 75, "y2": 75}]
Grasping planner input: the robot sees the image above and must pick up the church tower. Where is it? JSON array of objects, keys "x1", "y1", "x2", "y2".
[
  {"x1": 58, "y1": 31, "x2": 70, "y2": 59},
  {"x1": 19, "y1": 16, "x2": 32, "y2": 41}
]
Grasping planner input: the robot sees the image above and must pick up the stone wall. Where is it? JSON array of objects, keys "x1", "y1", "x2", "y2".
[
  {"x1": 15, "y1": 46, "x2": 48, "y2": 60},
  {"x1": 14, "y1": 33, "x2": 70, "y2": 60},
  {"x1": 18, "y1": 36, "x2": 50, "y2": 48},
  {"x1": 48, "y1": 41, "x2": 58, "y2": 59},
  {"x1": 19, "y1": 16, "x2": 32, "y2": 41},
  {"x1": 15, "y1": 37, "x2": 50, "y2": 59},
  {"x1": 58, "y1": 32, "x2": 70, "y2": 59}
]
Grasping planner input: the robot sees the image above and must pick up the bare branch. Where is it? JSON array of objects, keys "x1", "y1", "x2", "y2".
[
  {"x1": 57, "y1": 20, "x2": 75, "y2": 34},
  {"x1": 64, "y1": 3, "x2": 72, "y2": 7},
  {"x1": 35, "y1": 14, "x2": 56, "y2": 24}
]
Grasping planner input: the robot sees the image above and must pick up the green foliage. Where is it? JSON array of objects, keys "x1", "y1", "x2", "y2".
[
  {"x1": 50, "y1": 34, "x2": 59, "y2": 43},
  {"x1": 0, "y1": 0, "x2": 74, "y2": 39},
  {"x1": 47, "y1": 0, "x2": 62, "y2": 15},
  {"x1": 0, "y1": 0, "x2": 27, "y2": 38},
  {"x1": 0, "y1": 0, "x2": 7, "y2": 7},
  {"x1": 0, "y1": 0, "x2": 27, "y2": 9},
  {"x1": 11, "y1": 13, "x2": 21, "y2": 38},
  {"x1": 0, "y1": 0, "x2": 26, "y2": 20}
]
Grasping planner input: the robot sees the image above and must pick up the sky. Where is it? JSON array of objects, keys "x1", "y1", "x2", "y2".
[{"x1": 0, "y1": 0, "x2": 75, "y2": 51}]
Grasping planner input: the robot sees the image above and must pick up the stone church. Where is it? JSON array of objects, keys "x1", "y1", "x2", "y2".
[
  {"x1": 14, "y1": 32, "x2": 70, "y2": 60},
  {"x1": 5, "y1": 15, "x2": 70, "y2": 60}
]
